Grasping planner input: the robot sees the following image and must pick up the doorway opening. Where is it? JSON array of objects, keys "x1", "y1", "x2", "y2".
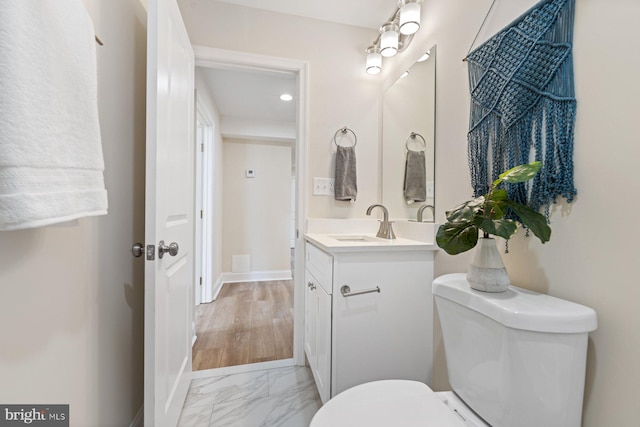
[{"x1": 191, "y1": 47, "x2": 307, "y2": 375}]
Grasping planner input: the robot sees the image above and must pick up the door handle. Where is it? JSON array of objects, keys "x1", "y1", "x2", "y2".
[
  {"x1": 158, "y1": 240, "x2": 179, "y2": 258},
  {"x1": 131, "y1": 243, "x2": 144, "y2": 258}
]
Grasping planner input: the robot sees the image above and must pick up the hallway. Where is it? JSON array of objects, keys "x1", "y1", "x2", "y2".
[{"x1": 192, "y1": 280, "x2": 294, "y2": 370}]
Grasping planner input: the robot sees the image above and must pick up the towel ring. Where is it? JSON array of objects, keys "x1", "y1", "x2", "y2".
[
  {"x1": 334, "y1": 127, "x2": 357, "y2": 148},
  {"x1": 405, "y1": 132, "x2": 426, "y2": 152}
]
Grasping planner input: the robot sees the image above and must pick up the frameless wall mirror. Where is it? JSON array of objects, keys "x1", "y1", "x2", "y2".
[{"x1": 382, "y1": 45, "x2": 436, "y2": 221}]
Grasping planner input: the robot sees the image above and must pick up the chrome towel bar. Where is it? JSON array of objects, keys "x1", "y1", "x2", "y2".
[{"x1": 340, "y1": 285, "x2": 380, "y2": 298}]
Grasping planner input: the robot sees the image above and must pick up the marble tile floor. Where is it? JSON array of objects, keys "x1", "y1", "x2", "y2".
[{"x1": 178, "y1": 365, "x2": 323, "y2": 427}]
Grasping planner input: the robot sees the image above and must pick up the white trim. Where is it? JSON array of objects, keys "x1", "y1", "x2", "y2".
[
  {"x1": 191, "y1": 321, "x2": 197, "y2": 347},
  {"x1": 195, "y1": 97, "x2": 215, "y2": 305},
  {"x1": 211, "y1": 275, "x2": 225, "y2": 301},
  {"x1": 129, "y1": 405, "x2": 143, "y2": 427},
  {"x1": 221, "y1": 270, "x2": 293, "y2": 283},
  {"x1": 209, "y1": 271, "x2": 293, "y2": 302},
  {"x1": 191, "y1": 358, "x2": 295, "y2": 380},
  {"x1": 193, "y1": 46, "x2": 308, "y2": 368}
]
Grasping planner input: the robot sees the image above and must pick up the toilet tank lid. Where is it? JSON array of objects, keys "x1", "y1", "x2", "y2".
[{"x1": 433, "y1": 274, "x2": 598, "y2": 333}]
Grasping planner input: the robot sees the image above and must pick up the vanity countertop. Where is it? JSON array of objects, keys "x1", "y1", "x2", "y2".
[{"x1": 304, "y1": 233, "x2": 437, "y2": 253}]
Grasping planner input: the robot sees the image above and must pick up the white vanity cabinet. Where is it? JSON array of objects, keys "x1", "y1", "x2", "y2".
[
  {"x1": 304, "y1": 243, "x2": 333, "y2": 403},
  {"x1": 304, "y1": 240, "x2": 434, "y2": 402}
]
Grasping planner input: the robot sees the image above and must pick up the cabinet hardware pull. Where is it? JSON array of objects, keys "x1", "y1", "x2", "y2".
[{"x1": 340, "y1": 285, "x2": 380, "y2": 297}]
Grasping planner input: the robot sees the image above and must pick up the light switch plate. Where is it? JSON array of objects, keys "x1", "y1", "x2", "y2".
[
  {"x1": 426, "y1": 181, "x2": 434, "y2": 198},
  {"x1": 313, "y1": 177, "x2": 335, "y2": 196}
]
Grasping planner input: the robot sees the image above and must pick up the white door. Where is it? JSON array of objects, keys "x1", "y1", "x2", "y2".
[{"x1": 144, "y1": 0, "x2": 195, "y2": 426}]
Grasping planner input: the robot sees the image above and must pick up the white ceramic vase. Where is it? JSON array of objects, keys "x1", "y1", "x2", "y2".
[{"x1": 466, "y1": 237, "x2": 510, "y2": 292}]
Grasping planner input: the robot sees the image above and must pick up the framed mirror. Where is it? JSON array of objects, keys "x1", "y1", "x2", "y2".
[{"x1": 382, "y1": 45, "x2": 436, "y2": 221}]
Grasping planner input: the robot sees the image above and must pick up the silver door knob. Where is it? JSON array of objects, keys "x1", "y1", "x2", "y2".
[
  {"x1": 131, "y1": 243, "x2": 144, "y2": 258},
  {"x1": 158, "y1": 240, "x2": 179, "y2": 258}
]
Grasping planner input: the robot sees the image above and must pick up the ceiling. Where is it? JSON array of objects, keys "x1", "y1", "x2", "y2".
[
  {"x1": 200, "y1": 67, "x2": 297, "y2": 123},
  {"x1": 215, "y1": 0, "x2": 393, "y2": 30},
  {"x1": 199, "y1": 0, "x2": 396, "y2": 133}
]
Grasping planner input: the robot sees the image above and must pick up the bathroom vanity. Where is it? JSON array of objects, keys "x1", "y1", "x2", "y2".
[{"x1": 304, "y1": 225, "x2": 436, "y2": 403}]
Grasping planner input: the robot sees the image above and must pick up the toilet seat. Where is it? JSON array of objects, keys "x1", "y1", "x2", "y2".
[{"x1": 310, "y1": 380, "x2": 470, "y2": 427}]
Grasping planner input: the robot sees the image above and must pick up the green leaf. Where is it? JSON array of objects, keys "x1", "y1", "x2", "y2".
[
  {"x1": 479, "y1": 218, "x2": 518, "y2": 240},
  {"x1": 489, "y1": 188, "x2": 508, "y2": 201},
  {"x1": 505, "y1": 201, "x2": 552, "y2": 243},
  {"x1": 436, "y1": 222, "x2": 479, "y2": 255},
  {"x1": 445, "y1": 196, "x2": 484, "y2": 222},
  {"x1": 483, "y1": 199, "x2": 506, "y2": 220},
  {"x1": 494, "y1": 161, "x2": 542, "y2": 187}
]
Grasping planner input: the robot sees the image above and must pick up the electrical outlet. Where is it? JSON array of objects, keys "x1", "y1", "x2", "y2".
[
  {"x1": 426, "y1": 181, "x2": 434, "y2": 198},
  {"x1": 313, "y1": 177, "x2": 335, "y2": 196}
]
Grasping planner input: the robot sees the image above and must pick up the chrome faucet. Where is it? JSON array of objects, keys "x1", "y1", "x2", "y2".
[
  {"x1": 417, "y1": 204, "x2": 435, "y2": 222},
  {"x1": 366, "y1": 204, "x2": 396, "y2": 239}
]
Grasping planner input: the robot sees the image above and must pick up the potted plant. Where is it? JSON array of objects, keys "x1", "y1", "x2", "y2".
[{"x1": 436, "y1": 161, "x2": 551, "y2": 292}]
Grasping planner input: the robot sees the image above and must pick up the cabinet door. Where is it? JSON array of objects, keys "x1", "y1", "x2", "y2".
[
  {"x1": 332, "y1": 251, "x2": 433, "y2": 396},
  {"x1": 304, "y1": 269, "x2": 317, "y2": 370},
  {"x1": 315, "y1": 285, "x2": 332, "y2": 403}
]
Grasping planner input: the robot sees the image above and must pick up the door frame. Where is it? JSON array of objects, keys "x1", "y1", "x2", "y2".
[
  {"x1": 193, "y1": 45, "x2": 309, "y2": 366},
  {"x1": 194, "y1": 98, "x2": 215, "y2": 306}
]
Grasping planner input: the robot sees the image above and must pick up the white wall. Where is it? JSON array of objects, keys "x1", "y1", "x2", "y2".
[
  {"x1": 0, "y1": 0, "x2": 147, "y2": 425},
  {"x1": 380, "y1": 1, "x2": 640, "y2": 426},
  {"x1": 222, "y1": 140, "x2": 292, "y2": 273},
  {"x1": 178, "y1": 0, "x2": 383, "y2": 220}
]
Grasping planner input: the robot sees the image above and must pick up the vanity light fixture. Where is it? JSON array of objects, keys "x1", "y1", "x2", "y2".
[
  {"x1": 364, "y1": 0, "x2": 423, "y2": 74},
  {"x1": 399, "y1": 0, "x2": 422, "y2": 35},
  {"x1": 366, "y1": 46, "x2": 382, "y2": 75},
  {"x1": 380, "y1": 22, "x2": 400, "y2": 57},
  {"x1": 280, "y1": 93, "x2": 293, "y2": 101}
]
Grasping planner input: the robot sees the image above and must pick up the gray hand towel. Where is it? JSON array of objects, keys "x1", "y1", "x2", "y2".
[
  {"x1": 403, "y1": 150, "x2": 426, "y2": 203},
  {"x1": 334, "y1": 145, "x2": 357, "y2": 201}
]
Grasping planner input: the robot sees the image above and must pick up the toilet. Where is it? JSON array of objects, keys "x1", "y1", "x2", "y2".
[{"x1": 311, "y1": 273, "x2": 597, "y2": 427}]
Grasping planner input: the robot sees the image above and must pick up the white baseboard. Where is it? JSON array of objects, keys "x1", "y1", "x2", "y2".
[
  {"x1": 210, "y1": 275, "x2": 225, "y2": 302},
  {"x1": 129, "y1": 405, "x2": 143, "y2": 427},
  {"x1": 209, "y1": 270, "x2": 292, "y2": 302}
]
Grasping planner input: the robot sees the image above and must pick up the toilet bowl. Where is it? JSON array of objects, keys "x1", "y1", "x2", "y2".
[
  {"x1": 310, "y1": 273, "x2": 597, "y2": 427},
  {"x1": 310, "y1": 380, "x2": 487, "y2": 427}
]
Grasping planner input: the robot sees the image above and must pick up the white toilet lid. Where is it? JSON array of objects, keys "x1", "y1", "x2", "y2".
[{"x1": 310, "y1": 380, "x2": 468, "y2": 427}]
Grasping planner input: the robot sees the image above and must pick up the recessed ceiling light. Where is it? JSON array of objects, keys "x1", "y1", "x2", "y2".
[
  {"x1": 400, "y1": 70, "x2": 410, "y2": 79},
  {"x1": 280, "y1": 93, "x2": 293, "y2": 101}
]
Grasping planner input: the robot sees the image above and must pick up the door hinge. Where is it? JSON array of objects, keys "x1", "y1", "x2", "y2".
[
  {"x1": 146, "y1": 244, "x2": 155, "y2": 261},
  {"x1": 200, "y1": 210, "x2": 203, "y2": 219},
  {"x1": 199, "y1": 277, "x2": 203, "y2": 286},
  {"x1": 201, "y1": 143, "x2": 204, "y2": 152}
]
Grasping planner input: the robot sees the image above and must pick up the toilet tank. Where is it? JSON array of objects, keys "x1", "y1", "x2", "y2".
[{"x1": 433, "y1": 274, "x2": 597, "y2": 427}]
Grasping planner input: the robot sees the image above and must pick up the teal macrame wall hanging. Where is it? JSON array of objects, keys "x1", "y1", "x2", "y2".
[{"x1": 466, "y1": 0, "x2": 577, "y2": 215}]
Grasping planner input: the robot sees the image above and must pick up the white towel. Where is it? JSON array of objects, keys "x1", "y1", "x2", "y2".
[{"x1": 0, "y1": 1, "x2": 108, "y2": 231}]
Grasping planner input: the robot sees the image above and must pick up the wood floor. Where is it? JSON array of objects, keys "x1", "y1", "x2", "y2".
[{"x1": 192, "y1": 280, "x2": 294, "y2": 371}]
